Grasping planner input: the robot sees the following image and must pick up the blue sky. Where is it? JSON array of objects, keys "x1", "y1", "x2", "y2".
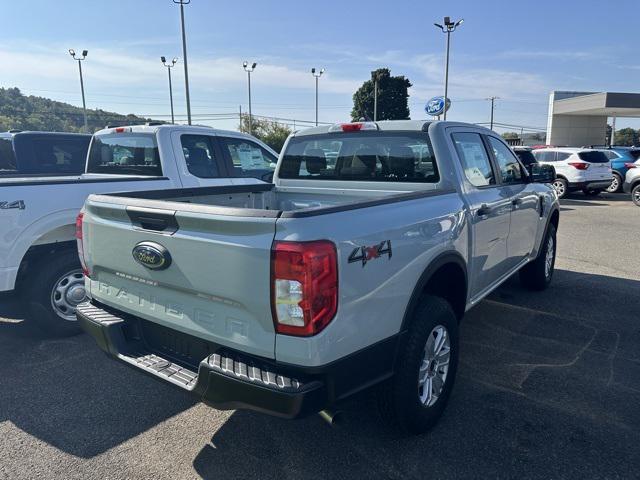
[{"x1": 1, "y1": 0, "x2": 639, "y2": 133}]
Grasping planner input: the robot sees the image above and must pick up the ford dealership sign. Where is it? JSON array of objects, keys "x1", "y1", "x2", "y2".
[{"x1": 425, "y1": 96, "x2": 451, "y2": 117}]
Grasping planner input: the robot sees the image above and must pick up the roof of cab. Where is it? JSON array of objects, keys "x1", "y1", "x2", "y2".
[{"x1": 94, "y1": 123, "x2": 254, "y2": 138}]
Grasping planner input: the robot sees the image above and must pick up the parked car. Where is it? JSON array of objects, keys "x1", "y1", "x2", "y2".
[
  {"x1": 76, "y1": 120, "x2": 559, "y2": 434},
  {"x1": 588, "y1": 147, "x2": 640, "y2": 193},
  {"x1": 532, "y1": 147, "x2": 612, "y2": 198},
  {"x1": 0, "y1": 131, "x2": 91, "y2": 176},
  {"x1": 623, "y1": 160, "x2": 640, "y2": 206},
  {"x1": 512, "y1": 146, "x2": 537, "y2": 167},
  {"x1": 0, "y1": 124, "x2": 277, "y2": 335}
]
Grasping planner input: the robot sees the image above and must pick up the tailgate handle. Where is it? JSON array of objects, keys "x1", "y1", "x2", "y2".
[{"x1": 127, "y1": 207, "x2": 178, "y2": 233}]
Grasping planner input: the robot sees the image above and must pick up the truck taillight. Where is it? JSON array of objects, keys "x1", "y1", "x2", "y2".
[
  {"x1": 271, "y1": 240, "x2": 338, "y2": 336},
  {"x1": 568, "y1": 162, "x2": 589, "y2": 170},
  {"x1": 75, "y1": 212, "x2": 90, "y2": 277}
]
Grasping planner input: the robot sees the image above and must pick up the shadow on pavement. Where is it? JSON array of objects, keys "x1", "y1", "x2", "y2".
[
  {"x1": 193, "y1": 269, "x2": 640, "y2": 479},
  {"x1": 0, "y1": 295, "x2": 197, "y2": 458}
]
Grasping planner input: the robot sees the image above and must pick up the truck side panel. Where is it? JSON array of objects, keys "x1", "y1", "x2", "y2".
[{"x1": 274, "y1": 191, "x2": 468, "y2": 367}]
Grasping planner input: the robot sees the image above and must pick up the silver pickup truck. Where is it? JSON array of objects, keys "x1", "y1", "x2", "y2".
[{"x1": 77, "y1": 120, "x2": 559, "y2": 433}]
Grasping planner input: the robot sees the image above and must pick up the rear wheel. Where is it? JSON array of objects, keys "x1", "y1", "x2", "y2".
[
  {"x1": 606, "y1": 173, "x2": 622, "y2": 193},
  {"x1": 552, "y1": 178, "x2": 568, "y2": 198},
  {"x1": 376, "y1": 295, "x2": 459, "y2": 434},
  {"x1": 519, "y1": 224, "x2": 556, "y2": 291},
  {"x1": 632, "y1": 184, "x2": 640, "y2": 207},
  {"x1": 26, "y1": 249, "x2": 85, "y2": 336}
]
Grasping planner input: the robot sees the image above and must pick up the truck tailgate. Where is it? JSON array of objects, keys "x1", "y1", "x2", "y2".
[{"x1": 82, "y1": 198, "x2": 278, "y2": 359}]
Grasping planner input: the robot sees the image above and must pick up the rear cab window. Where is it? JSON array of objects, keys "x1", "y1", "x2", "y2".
[
  {"x1": 451, "y1": 132, "x2": 495, "y2": 187},
  {"x1": 87, "y1": 133, "x2": 162, "y2": 176},
  {"x1": 0, "y1": 137, "x2": 17, "y2": 173},
  {"x1": 278, "y1": 131, "x2": 439, "y2": 183}
]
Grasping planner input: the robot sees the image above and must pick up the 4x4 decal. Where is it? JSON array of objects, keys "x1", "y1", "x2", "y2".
[
  {"x1": 348, "y1": 240, "x2": 392, "y2": 266},
  {"x1": 0, "y1": 200, "x2": 25, "y2": 210}
]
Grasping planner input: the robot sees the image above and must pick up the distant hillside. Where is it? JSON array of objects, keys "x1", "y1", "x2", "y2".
[{"x1": 0, "y1": 87, "x2": 162, "y2": 133}]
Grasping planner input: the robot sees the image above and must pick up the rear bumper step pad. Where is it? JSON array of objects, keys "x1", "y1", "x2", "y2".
[{"x1": 76, "y1": 301, "x2": 326, "y2": 419}]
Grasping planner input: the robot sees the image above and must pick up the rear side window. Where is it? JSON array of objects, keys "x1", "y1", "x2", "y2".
[
  {"x1": 10, "y1": 134, "x2": 90, "y2": 175},
  {"x1": 181, "y1": 134, "x2": 220, "y2": 178},
  {"x1": 556, "y1": 152, "x2": 571, "y2": 161},
  {"x1": 533, "y1": 151, "x2": 557, "y2": 162},
  {"x1": 451, "y1": 132, "x2": 495, "y2": 187},
  {"x1": 87, "y1": 133, "x2": 162, "y2": 176},
  {"x1": 279, "y1": 131, "x2": 439, "y2": 183},
  {"x1": 0, "y1": 138, "x2": 17, "y2": 173},
  {"x1": 578, "y1": 151, "x2": 609, "y2": 163},
  {"x1": 222, "y1": 138, "x2": 277, "y2": 179}
]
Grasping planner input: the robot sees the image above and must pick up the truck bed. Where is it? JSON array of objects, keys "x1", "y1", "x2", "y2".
[{"x1": 90, "y1": 183, "x2": 445, "y2": 219}]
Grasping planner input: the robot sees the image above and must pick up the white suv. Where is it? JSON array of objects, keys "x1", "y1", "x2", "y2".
[{"x1": 532, "y1": 148, "x2": 612, "y2": 198}]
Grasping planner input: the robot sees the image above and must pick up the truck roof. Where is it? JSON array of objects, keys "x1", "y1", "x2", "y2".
[
  {"x1": 291, "y1": 120, "x2": 498, "y2": 137},
  {"x1": 93, "y1": 124, "x2": 259, "y2": 141}
]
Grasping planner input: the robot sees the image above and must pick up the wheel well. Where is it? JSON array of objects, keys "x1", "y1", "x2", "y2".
[
  {"x1": 15, "y1": 241, "x2": 76, "y2": 292},
  {"x1": 421, "y1": 262, "x2": 467, "y2": 321},
  {"x1": 550, "y1": 209, "x2": 559, "y2": 232}
]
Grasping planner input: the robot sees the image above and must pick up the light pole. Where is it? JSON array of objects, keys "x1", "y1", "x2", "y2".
[
  {"x1": 311, "y1": 67, "x2": 324, "y2": 126},
  {"x1": 243, "y1": 61, "x2": 257, "y2": 134},
  {"x1": 161, "y1": 57, "x2": 178, "y2": 124},
  {"x1": 173, "y1": 0, "x2": 192, "y2": 125},
  {"x1": 374, "y1": 76, "x2": 378, "y2": 122},
  {"x1": 486, "y1": 96, "x2": 499, "y2": 130},
  {"x1": 68, "y1": 49, "x2": 88, "y2": 132},
  {"x1": 434, "y1": 17, "x2": 463, "y2": 121}
]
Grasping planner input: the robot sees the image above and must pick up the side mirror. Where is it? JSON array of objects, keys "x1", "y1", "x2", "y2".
[
  {"x1": 527, "y1": 163, "x2": 555, "y2": 183},
  {"x1": 261, "y1": 171, "x2": 274, "y2": 183}
]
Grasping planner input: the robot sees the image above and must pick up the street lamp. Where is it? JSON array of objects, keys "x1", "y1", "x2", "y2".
[
  {"x1": 173, "y1": 0, "x2": 192, "y2": 125},
  {"x1": 243, "y1": 61, "x2": 257, "y2": 135},
  {"x1": 68, "y1": 49, "x2": 89, "y2": 132},
  {"x1": 434, "y1": 16, "x2": 463, "y2": 120},
  {"x1": 311, "y1": 67, "x2": 325, "y2": 126},
  {"x1": 161, "y1": 56, "x2": 179, "y2": 124}
]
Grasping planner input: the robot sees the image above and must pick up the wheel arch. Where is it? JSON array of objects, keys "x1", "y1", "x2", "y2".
[{"x1": 400, "y1": 251, "x2": 468, "y2": 332}]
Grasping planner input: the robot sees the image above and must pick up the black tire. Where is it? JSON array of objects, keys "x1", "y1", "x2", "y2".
[
  {"x1": 519, "y1": 223, "x2": 557, "y2": 291},
  {"x1": 632, "y1": 184, "x2": 640, "y2": 207},
  {"x1": 582, "y1": 188, "x2": 602, "y2": 197},
  {"x1": 26, "y1": 249, "x2": 84, "y2": 337},
  {"x1": 606, "y1": 173, "x2": 622, "y2": 193},
  {"x1": 376, "y1": 295, "x2": 459, "y2": 434},
  {"x1": 552, "y1": 178, "x2": 568, "y2": 198}
]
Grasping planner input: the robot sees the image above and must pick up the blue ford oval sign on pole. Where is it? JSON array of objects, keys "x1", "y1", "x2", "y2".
[{"x1": 425, "y1": 96, "x2": 451, "y2": 117}]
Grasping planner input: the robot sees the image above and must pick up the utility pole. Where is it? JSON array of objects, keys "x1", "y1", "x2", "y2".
[
  {"x1": 311, "y1": 68, "x2": 325, "y2": 126},
  {"x1": 161, "y1": 57, "x2": 178, "y2": 123},
  {"x1": 611, "y1": 116, "x2": 617, "y2": 146},
  {"x1": 487, "y1": 96, "x2": 499, "y2": 130},
  {"x1": 243, "y1": 62, "x2": 257, "y2": 135},
  {"x1": 173, "y1": 0, "x2": 192, "y2": 125},
  {"x1": 68, "y1": 49, "x2": 88, "y2": 132},
  {"x1": 434, "y1": 17, "x2": 464, "y2": 121}
]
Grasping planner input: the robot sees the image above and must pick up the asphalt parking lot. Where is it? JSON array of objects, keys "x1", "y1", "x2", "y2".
[{"x1": 1, "y1": 194, "x2": 639, "y2": 480}]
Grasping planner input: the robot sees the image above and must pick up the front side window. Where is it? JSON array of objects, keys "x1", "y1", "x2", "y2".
[
  {"x1": 223, "y1": 138, "x2": 276, "y2": 179},
  {"x1": 87, "y1": 133, "x2": 161, "y2": 176},
  {"x1": 488, "y1": 136, "x2": 523, "y2": 184},
  {"x1": 603, "y1": 150, "x2": 619, "y2": 160},
  {"x1": 451, "y1": 132, "x2": 495, "y2": 187},
  {"x1": 279, "y1": 131, "x2": 439, "y2": 183},
  {"x1": 181, "y1": 134, "x2": 220, "y2": 178}
]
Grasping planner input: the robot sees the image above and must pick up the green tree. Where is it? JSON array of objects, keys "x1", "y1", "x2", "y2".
[
  {"x1": 351, "y1": 68, "x2": 411, "y2": 121},
  {"x1": 501, "y1": 132, "x2": 519, "y2": 139},
  {"x1": 239, "y1": 114, "x2": 292, "y2": 152},
  {"x1": 613, "y1": 127, "x2": 639, "y2": 146}
]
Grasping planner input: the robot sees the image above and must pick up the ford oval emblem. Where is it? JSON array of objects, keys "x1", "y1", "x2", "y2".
[
  {"x1": 425, "y1": 96, "x2": 451, "y2": 117},
  {"x1": 132, "y1": 241, "x2": 172, "y2": 270}
]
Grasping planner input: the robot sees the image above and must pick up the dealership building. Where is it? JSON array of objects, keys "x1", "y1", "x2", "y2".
[{"x1": 546, "y1": 91, "x2": 640, "y2": 146}]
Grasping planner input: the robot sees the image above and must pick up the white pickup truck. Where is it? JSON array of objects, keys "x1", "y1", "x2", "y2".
[
  {"x1": 77, "y1": 120, "x2": 559, "y2": 433},
  {"x1": 0, "y1": 124, "x2": 277, "y2": 334}
]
